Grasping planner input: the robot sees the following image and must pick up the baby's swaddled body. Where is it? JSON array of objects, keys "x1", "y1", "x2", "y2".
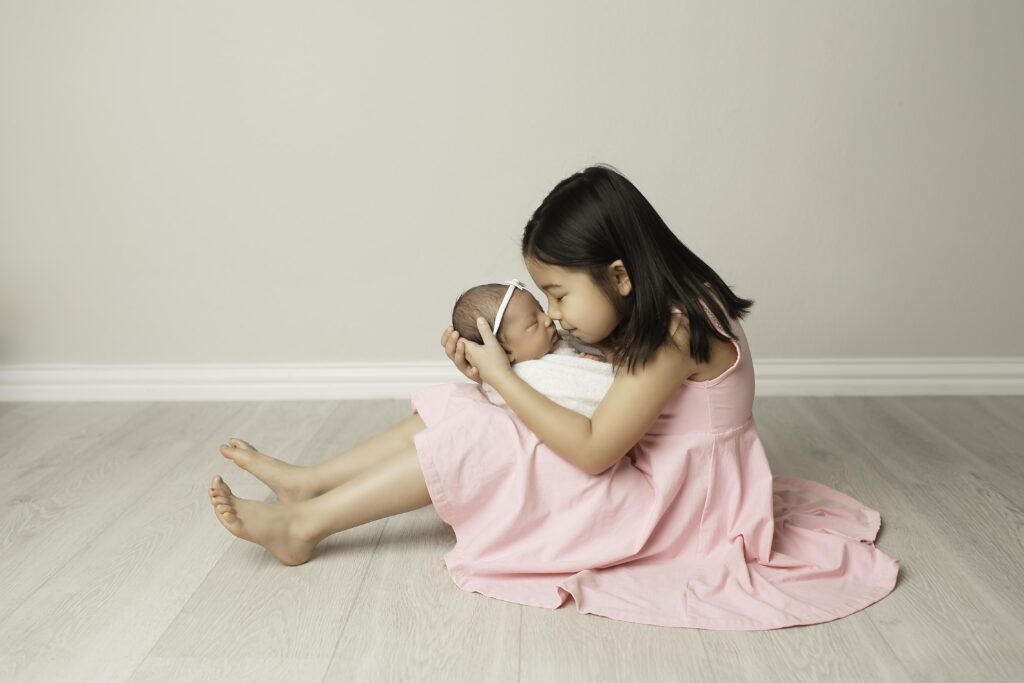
[{"x1": 481, "y1": 332, "x2": 614, "y2": 418}]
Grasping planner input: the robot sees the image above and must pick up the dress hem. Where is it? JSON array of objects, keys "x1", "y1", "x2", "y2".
[
  {"x1": 443, "y1": 558, "x2": 899, "y2": 631},
  {"x1": 774, "y1": 475, "x2": 884, "y2": 542}
]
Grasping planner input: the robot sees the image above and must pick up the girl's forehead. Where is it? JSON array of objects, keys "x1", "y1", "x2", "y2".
[{"x1": 525, "y1": 259, "x2": 573, "y2": 286}]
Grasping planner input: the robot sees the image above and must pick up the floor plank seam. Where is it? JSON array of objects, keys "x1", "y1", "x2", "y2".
[{"x1": 320, "y1": 515, "x2": 390, "y2": 682}]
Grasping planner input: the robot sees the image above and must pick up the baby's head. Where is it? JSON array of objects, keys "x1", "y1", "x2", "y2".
[{"x1": 452, "y1": 283, "x2": 559, "y2": 363}]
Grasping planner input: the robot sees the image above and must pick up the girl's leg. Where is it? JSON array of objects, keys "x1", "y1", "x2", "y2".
[
  {"x1": 223, "y1": 411, "x2": 427, "y2": 502},
  {"x1": 295, "y1": 442, "x2": 432, "y2": 545},
  {"x1": 209, "y1": 442, "x2": 432, "y2": 566},
  {"x1": 305, "y1": 412, "x2": 427, "y2": 494}
]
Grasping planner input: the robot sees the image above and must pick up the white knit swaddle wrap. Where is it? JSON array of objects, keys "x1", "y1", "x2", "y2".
[{"x1": 481, "y1": 338, "x2": 615, "y2": 418}]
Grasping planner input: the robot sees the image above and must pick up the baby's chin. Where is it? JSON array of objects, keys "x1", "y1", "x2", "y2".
[{"x1": 510, "y1": 337, "x2": 560, "y2": 364}]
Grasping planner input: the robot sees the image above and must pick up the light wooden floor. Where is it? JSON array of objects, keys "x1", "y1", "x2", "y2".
[{"x1": 0, "y1": 396, "x2": 1022, "y2": 683}]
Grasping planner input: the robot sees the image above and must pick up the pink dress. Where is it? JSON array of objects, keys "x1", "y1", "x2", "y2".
[{"x1": 410, "y1": 300, "x2": 899, "y2": 630}]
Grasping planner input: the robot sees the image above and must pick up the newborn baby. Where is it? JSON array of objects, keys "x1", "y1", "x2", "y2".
[{"x1": 451, "y1": 279, "x2": 614, "y2": 418}]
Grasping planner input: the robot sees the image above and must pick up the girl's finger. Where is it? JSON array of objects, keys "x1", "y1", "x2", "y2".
[
  {"x1": 444, "y1": 332, "x2": 459, "y2": 360},
  {"x1": 475, "y1": 317, "x2": 493, "y2": 340}
]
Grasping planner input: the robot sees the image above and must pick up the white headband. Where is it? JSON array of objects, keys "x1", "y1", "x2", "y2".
[{"x1": 492, "y1": 279, "x2": 525, "y2": 336}]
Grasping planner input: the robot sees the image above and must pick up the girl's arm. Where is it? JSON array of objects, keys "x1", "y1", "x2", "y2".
[
  {"x1": 488, "y1": 314, "x2": 697, "y2": 475},
  {"x1": 485, "y1": 371, "x2": 595, "y2": 472}
]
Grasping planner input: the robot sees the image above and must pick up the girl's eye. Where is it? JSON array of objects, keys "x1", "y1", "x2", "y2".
[{"x1": 555, "y1": 296, "x2": 564, "y2": 303}]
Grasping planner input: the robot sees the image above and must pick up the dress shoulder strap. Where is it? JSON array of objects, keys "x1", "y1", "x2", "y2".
[{"x1": 670, "y1": 283, "x2": 732, "y2": 337}]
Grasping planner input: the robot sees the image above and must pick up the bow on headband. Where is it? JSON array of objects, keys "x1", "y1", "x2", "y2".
[{"x1": 492, "y1": 279, "x2": 525, "y2": 336}]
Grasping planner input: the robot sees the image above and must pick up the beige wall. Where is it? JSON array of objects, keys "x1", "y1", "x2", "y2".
[{"x1": 1, "y1": 1, "x2": 1021, "y2": 367}]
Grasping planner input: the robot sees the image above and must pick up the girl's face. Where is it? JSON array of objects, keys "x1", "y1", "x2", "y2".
[
  {"x1": 525, "y1": 258, "x2": 632, "y2": 346},
  {"x1": 497, "y1": 290, "x2": 560, "y2": 362}
]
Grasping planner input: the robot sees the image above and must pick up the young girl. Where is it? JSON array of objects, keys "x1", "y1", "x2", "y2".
[{"x1": 209, "y1": 164, "x2": 899, "y2": 630}]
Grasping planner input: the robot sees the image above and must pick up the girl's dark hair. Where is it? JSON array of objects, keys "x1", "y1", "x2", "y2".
[{"x1": 521, "y1": 163, "x2": 755, "y2": 375}]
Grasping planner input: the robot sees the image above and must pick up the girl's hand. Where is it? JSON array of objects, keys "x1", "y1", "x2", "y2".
[
  {"x1": 441, "y1": 326, "x2": 482, "y2": 384},
  {"x1": 459, "y1": 317, "x2": 514, "y2": 385},
  {"x1": 578, "y1": 352, "x2": 605, "y2": 362}
]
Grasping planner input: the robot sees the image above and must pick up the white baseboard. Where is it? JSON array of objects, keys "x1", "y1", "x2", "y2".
[{"x1": 0, "y1": 358, "x2": 1022, "y2": 402}]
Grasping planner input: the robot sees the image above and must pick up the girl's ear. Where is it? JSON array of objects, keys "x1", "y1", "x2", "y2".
[{"x1": 609, "y1": 259, "x2": 632, "y2": 296}]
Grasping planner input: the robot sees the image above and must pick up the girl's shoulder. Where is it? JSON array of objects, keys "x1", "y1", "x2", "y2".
[
  {"x1": 668, "y1": 306, "x2": 689, "y2": 337},
  {"x1": 605, "y1": 305, "x2": 699, "y2": 387},
  {"x1": 667, "y1": 302, "x2": 697, "y2": 353},
  {"x1": 589, "y1": 320, "x2": 698, "y2": 467},
  {"x1": 669, "y1": 282, "x2": 725, "y2": 335}
]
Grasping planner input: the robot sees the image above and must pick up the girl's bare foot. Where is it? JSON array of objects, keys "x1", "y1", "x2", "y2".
[
  {"x1": 218, "y1": 438, "x2": 319, "y2": 503},
  {"x1": 208, "y1": 475, "x2": 318, "y2": 566}
]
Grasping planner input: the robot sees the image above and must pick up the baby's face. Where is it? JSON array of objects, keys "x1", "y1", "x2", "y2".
[{"x1": 498, "y1": 290, "x2": 559, "y2": 363}]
